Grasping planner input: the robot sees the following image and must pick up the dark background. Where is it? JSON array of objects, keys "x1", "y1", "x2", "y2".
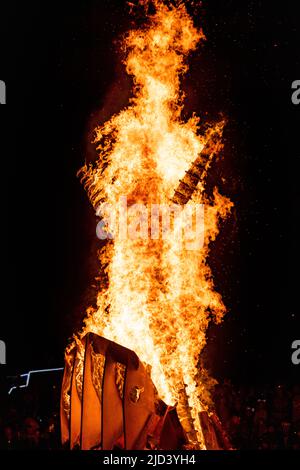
[{"x1": 0, "y1": 0, "x2": 299, "y2": 386}]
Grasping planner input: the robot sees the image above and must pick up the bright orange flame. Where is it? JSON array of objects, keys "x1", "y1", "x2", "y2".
[{"x1": 77, "y1": 0, "x2": 233, "y2": 447}]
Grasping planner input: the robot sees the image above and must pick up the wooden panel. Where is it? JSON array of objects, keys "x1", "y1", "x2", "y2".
[
  {"x1": 81, "y1": 337, "x2": 102, "y2": 450},
  {"x1": 124, "y1": 360, "x2": 155, "y2": 449},
  {"x1": 60, "y1": 349, "x2": 75, "y2": 447},
  {"x1": 70, "y1": 355, "x2": 82, "y2": 449},
  {"x1": 102, "y1": 354, "x2": 124, "y2": 449}
]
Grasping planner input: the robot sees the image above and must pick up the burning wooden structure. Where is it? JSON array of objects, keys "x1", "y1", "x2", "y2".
[
  {"x1": 171, "y1": 126, "x2": 224, "y2": 206},
  {"x1": 60, "y1": 333, "x2": 231, "y2": 450}
]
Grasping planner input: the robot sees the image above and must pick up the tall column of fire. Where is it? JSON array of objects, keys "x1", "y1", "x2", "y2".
[{"x1": 78, "y1": 0, "x2": 232, "y2": 448}]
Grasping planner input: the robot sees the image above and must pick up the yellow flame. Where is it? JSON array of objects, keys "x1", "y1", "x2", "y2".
[{"x1": 78, "y1": 0, "x2": 233, "y2": 446}]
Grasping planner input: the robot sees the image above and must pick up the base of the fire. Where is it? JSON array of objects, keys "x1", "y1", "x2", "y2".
[{"x1": 60, "y1": 333, "x2": 232, "y2": 450}]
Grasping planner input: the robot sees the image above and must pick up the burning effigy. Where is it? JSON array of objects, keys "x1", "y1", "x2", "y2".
[{"x1": 61, "y1": 0, "x2": 233, "y2": 450}]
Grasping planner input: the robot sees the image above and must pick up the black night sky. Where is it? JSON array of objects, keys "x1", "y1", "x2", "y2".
[{"x1": 1, "y1": 0, "x2": 299, "y2": 387}]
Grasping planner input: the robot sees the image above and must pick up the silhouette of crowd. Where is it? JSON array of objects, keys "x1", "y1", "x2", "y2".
[
  {"x1": 213, "y1": 381, "x2": 300, "y2": 449},
  {"x1": 0, "y1": 373, "x2": 299, "y2": 449},
  {"x1": 0, "y1": 374, "x2": 61, "y2": 450}
]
